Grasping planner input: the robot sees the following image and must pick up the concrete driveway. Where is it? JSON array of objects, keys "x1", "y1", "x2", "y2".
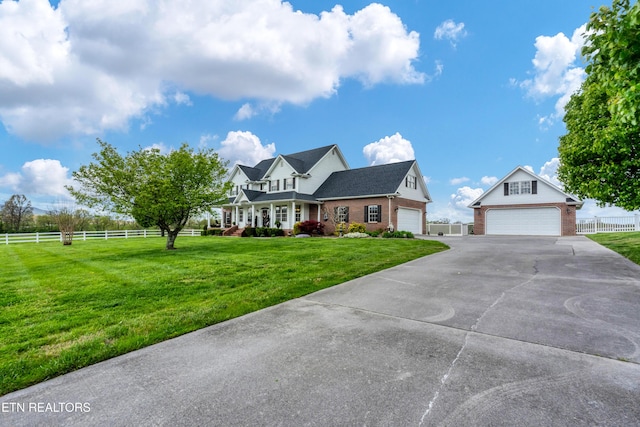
[{"x1": 2, "y1": 236, "x2": 640, "y2": 426}]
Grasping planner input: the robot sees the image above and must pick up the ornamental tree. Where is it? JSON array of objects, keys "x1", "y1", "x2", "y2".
[
  {"x1": 558, "y1": 0, "x2": 640, "y2": 210},
  {"x1": 67, "y1": 139, "x2": 231, "y2": 249}
]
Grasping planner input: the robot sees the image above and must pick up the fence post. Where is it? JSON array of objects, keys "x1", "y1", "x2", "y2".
[
  {"x1": 635, "y1": 214, "x2": 640, "y2": 232},
  {"x1": 83, "y1": 231, "x2": 87, "y2": 241},
  {"x1": 36, "y1": 232, "x2": 39, "y2": 243},
  {"x1": 4, "y1": 234, "x2": 7, "y2": 245},
  {"x1": 125, "y1": 230, "x2": 128, "y2": 239},
  {"x1": 105, "y1": 230, "x2": 108, "y2": 240}
]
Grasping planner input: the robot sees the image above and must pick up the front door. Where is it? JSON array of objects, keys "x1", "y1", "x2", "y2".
[{"x1": 261, "y1": 208, "x2": 270, "y2": 227}]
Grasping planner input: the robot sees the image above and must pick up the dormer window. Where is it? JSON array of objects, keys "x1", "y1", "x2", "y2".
[
  {"x1": 405, "y1": 175, "x2": 417, "y2": 189},
  {"x1": 504, "y1": 180, "x2": 537, "y2": 196},
  {"x1": 284, "y1": 177, "x2": 295, "y2": 190}
]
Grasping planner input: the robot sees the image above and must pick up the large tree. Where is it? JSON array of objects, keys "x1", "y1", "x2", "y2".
[
  {"x1": 1, "y1": 194, "x2": 34, "y2": 232},
  {"x1": 558, "y1": 0, "x2": 640, "y2": 210},
  {"x1": 68, "y1": 139, "x2": 231, "y2": 249}
]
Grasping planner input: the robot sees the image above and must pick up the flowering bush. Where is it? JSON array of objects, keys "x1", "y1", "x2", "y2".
[
  {"x1": 342, "y1": 232, "x2": 370, "y2": 238},
  {"x1": 348, "y1": 222, "x2": 367, "y2": 233},
  {"x1": 297, "y1": 220, "x2": 324, "y2": 235}
]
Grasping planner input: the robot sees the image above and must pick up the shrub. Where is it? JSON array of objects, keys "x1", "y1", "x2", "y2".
[
  {"x1": 293, "y1": 222, "x2": 302, "y2": 235},
  {"x1": 366, "y1": 228, "x2": 384, "y2": 237},
  {"x1": 241, "y1": 227, "x2": 256, "y2": 237},
  {"x1": 298, "y1": 220, "x2": 324, "y2": 235},
  {"x1": 348, "y1": 222, "x2": 366, "y2": 233},
  {"x1": 202, "y1": 228, "x2": 223, "y2": 236},
  {"x1": 382, "y1": 230, "x2": 414, "y2": 239},
  {"x1": 335, "y1": 222, "x2": 347, "y2": 236},
  {"x1": 250, "y1": 227, "x2": 284, "y2": 237}
]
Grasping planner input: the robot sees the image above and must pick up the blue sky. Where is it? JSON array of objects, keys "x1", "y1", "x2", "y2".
[{"x1": 0, "y1": 0, "x2": 636, "y2": 221}]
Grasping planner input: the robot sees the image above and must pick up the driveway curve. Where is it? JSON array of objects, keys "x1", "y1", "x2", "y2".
[{"x1": 2, "y1": 236, "x2": 640, "y2": 426}]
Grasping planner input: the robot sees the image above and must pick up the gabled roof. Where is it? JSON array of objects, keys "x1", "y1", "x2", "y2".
[
  {"x1": 238, "y1": 165, "x2": 264, "y2": 182},
  {"x1": 314, "y1": 160, "x2": 427, "y2": 200},
  {"x1": 468, "y1": 166, "x2": 583, "y2": 208}
]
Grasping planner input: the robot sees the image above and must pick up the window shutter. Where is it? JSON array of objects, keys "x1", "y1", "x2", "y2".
[
  {"x1": 377, "y1": 205, "x2": 382, "y2": 222},
  {"x1": 364, "y1": 206, "x2": 369, "y2": 222},
  {"x1": 504, "y1": 183, "x2": 509, "y2": 196},
  {"x1": 292, "y1": 177, "x2": 295, "y2": 189},
  {"x1": 344, "y1": 207, "x2": 349, "y2": 223},
  {"x1": 532, "y1": 180, "x2": 537, "y2": 194}
]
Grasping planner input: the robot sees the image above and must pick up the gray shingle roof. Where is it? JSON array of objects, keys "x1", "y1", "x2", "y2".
[
  {"x1": 238, "y1": 145, "x2": 336, "y2": 180},
  {"x1": 314, "y1": 160, "x2": 415, "y2": 199},
  {"x1": 241, "y1": 190, "x2": 318, "y2": 203}
]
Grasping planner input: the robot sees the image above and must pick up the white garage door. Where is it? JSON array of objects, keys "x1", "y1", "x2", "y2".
[
  {"x1": 397, "y1": 208, "x2": 422, "y2": 234},
  {"x1": 486, "y1": 207, "x2": 561, "y2": 236}
]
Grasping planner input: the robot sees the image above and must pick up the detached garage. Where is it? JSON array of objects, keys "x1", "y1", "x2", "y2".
[{"x1": 469, "y1": 166, "x2": 583, "y2": 236}]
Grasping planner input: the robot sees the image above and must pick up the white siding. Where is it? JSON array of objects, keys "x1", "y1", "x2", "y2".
[
  {"x1": 480, "y1": 170, "x2": 567, "y2": 205},
  {"x1": 396, "y1": 164, "x2": 429, "y2": 202},
  {"x1": 298, "y1": 147, "x2": 348, "y2": 194}
]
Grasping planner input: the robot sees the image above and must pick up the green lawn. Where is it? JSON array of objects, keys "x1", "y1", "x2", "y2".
[
  {"x1": 0, "y1": 236, "x2": 447, "y2": 395},
  {"x1": 587, "y1": 232, "x2": 640, "y2": 265}
]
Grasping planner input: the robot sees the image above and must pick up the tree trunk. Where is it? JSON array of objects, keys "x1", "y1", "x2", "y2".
[{"x1": 166, "y1": 229, "x2": 180, "y2": 250}]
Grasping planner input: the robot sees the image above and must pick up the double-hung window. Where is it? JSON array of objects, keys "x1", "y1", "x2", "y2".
[
  {"x1": 275, "y1": 205, "x2": 287, "y2": 222},
  {"x1": 284, "y1": 178, "x2": 295, "y2": 190},
  {"x1": 504, "y1": 180, "x2": 538, "y2": 196},
  {"x1": 365, "y1": 205, "x2": 382, "y2": 223},
  {"x1": 270, "y1": 180, "x2": 280, "y2": 191},
  {"x1": 406, "y1": 175, "x2": 417, "y2": 189},
  {"x1": 335, "y1": 206, "x2": 349, "y2": 223}
]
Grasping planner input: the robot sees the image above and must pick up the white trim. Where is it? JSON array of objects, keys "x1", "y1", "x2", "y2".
[{"x1": 468, "y1": 166, "x2": 582, "y2": 208}]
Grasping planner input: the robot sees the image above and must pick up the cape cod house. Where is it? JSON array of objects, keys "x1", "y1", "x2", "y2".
[
  {"x1": 468, "y1": 166, "x2": 583, "y2": 236},
  {"x1": 222, "y1": 144, "x2": 431, "y2": 235}
]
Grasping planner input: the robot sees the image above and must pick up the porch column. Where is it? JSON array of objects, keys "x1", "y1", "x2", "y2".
[
  {"x1": 291, "y1": 201, "x2": 296, "y2": 228},
  {"x1": 270, "y1": 203, "x2": 274, "y2": 227},
  {"x1": 234, "y1": 206, "x2": 239, "y2": 226}
]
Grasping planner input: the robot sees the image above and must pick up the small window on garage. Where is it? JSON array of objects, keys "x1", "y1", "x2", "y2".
[{"x1": 505, "y1": 181, "x2": 537, "y2": 196}]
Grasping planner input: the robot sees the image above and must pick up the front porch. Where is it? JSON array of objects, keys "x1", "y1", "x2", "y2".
[{"x1": 222, "y1": 202, "x2": 321, "y2": 231}]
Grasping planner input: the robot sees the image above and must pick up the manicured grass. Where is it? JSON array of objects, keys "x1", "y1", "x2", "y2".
[
  {"x1": 0, "y1": 236, "x2": 447, "y2": 395},
  {"x1": 588, "y1": 232, "x2": 640, "y2": 265}
]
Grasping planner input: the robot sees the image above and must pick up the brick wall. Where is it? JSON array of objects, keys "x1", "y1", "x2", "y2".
[
  {"x1": 321, "y1": 197, "x2": 426, "y2": 235},
  {"x1": 472, "y1": 203, "x2": 577, "y2": 236}
]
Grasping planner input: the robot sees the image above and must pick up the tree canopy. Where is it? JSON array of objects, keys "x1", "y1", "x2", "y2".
[
  {"x1": 68, "y1": 139, "x2": 231, "y2": 249},
  {"x1": 558, "y1": 0, "x2": 640, "y2": 211},
  {"x1": 1, "y1": 194, "x2": 33, "y2": 233}
]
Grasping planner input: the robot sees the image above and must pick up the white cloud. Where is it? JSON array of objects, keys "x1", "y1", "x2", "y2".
[
  {"x1": 234, "y1": 104, "x2": 256, "y2": 121},
  {"x1": 426, "y1": 186, "x2": 482, "y2": 223},
  {"x1": 234, "y1": 102, "x2": 281, "y2": 121},
  {"x1": 0, "y1": 159, "x2": 73, "y2": 198},
  {"x1": 143, "y1": 143, "x2": 170, "y2": 154},
  {"x1": 481, "y1": 176, "x2": 498, "y2": 186},
  {"x1": 217, "y1": 131, "x2": 276, "y2": 166},
  {"x1": 434, "y1": 19, "x2": 467, "y2": 47},
  {"x1": 0, "y1": 1, "x2": 424, "y2": 143},
  {"x1": 449, "y1": 176, "x2": 469, "y2": 186},
  {"x1": 173, "y1": 91, "x2": 192, "y2": 106},
  {"x1": 363, "y1": 132, "x2": 415, "y2": 166},
  {"x1": 451, "y1": 186, "x2": 484, "y2": 210},
  {"x1": 519, "y1": 25, "x2": 587, "y2": 125},
  {"x1": 538, "y1": 157, "x2": 562, "y2": 187}
]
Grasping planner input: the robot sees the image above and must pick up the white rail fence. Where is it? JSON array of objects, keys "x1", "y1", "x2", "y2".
[
  {"x1": 1, "y1": 229, "x2": 202, "y2": 245},
  {"x1": 576, "y1": 215, "x2": 640, "y2": 234}
]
